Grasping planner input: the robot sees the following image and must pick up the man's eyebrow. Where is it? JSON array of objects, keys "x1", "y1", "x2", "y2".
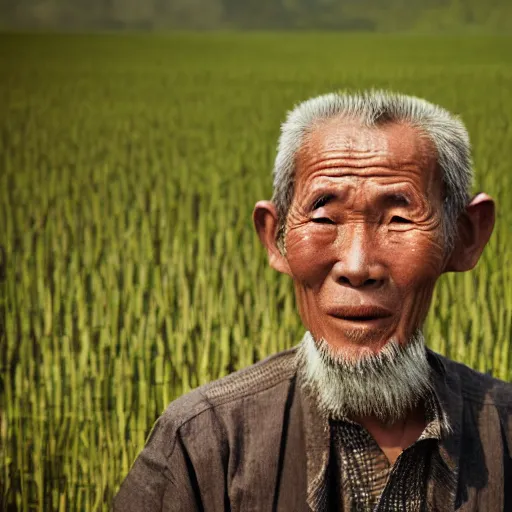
[
  {"x1": 305, "y1": 187, "x2": 348, "y2": 209},
  {"x1": 382, "y1": 192, "x2": 412, "y2": 207},
  {"x1": 310, "y1": 193, "x2": 337, "y2": 210}
]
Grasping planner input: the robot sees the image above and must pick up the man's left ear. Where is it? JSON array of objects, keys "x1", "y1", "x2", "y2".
[{"x1": 444, "y1": 193, "x2": 495, "y2": 272}]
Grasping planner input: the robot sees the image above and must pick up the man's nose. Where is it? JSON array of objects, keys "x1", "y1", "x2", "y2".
[{"x1": 331, "y1": 225, "x2": 386, "y2": 288}]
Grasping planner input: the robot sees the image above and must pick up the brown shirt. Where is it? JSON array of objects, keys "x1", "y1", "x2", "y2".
[{"x1": 113, "y1": 335, "x2": 512, "y2": 511}]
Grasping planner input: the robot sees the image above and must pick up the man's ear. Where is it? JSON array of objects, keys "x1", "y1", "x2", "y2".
[
  {"x1": 444, "y1": 193, "x2": 495, "y2": 272},
  {"x1": 253, "y1": 201, "x2": 292, "y2": 275}
]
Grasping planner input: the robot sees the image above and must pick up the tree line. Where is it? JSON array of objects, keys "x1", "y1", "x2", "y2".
[{"x1": 1, "y1": 0, "x2": 511, "y2": 32}]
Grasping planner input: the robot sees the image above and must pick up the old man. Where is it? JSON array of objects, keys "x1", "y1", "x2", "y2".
[{"x1": 114, "y1": 91, "x2": 512, "y2": 511}]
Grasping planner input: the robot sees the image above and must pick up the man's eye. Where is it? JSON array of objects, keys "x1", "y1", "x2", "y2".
[
  {"x1": 390, "y1": 216, "x2": 412, "y2": 224},
  {"x1": 312, "y1": 217, "x2": 335, "y2": 224}
]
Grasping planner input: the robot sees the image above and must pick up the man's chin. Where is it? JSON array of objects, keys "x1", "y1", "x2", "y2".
[{"x1": 316, "y1": 327, "x2": 396, "y2": 363}]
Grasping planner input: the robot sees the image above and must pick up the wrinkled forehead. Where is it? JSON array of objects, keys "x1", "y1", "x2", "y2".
[{"x1": 295, "y1": 117, "x2": 441, "y2": 192}]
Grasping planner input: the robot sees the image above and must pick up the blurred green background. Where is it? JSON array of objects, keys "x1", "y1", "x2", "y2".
[{"x1": 1, "y1": 4, "x2": 511, "y2": 510}]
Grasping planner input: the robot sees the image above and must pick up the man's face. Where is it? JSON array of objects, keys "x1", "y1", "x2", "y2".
[{"x1": 283, "y1": 119, "x2": 446, "y2": 360}]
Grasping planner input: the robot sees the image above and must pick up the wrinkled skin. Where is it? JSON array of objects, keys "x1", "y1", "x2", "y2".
[
  {"x1": 286, "y1": 120, "x2": 445, "y2": 359},
  {"x1": 254, "y1": 118, "x2": 495, "y2": 362}
]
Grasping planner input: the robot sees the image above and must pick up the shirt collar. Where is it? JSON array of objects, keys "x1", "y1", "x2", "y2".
[{"x1": 424, "y1": 348, "x2": 463, "y2": 509}]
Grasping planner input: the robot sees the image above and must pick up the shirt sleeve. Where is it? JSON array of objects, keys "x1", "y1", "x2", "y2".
[{"x1": 112, "y1": 416, "x2": 202, "y2": 512}]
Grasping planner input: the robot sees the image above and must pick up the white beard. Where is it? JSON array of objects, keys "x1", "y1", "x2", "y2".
[{"x1": 295, "y1": 330, "x2": 432, "y2": 424}]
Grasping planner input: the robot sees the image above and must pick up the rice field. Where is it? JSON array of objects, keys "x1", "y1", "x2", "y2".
[{"x1": 0, "y1": 33, "x2": 511, "y2": 510}]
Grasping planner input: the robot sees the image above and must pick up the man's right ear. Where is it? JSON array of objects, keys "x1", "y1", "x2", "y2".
[{"x1": 253, "y1": 201, "x2": 292, "y2": 276}]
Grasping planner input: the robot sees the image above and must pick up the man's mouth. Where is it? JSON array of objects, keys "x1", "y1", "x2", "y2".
[{"x1": 329, "y1": 306, "x2": 393, "y2": 323}]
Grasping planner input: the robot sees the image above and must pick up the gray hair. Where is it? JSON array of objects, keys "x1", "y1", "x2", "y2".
[{"x1": 272, "y1": 90, "x2": 473, "y2": 253}]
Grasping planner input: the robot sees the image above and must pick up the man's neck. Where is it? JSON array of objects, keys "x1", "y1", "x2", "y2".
[{"x1": 353, "y1": 403, "x2": 426, "y2": 465}]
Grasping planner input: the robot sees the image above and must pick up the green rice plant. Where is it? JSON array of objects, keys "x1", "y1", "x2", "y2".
[{"x1": 0, "y1": 32, "x2": 511, "y2": 510}]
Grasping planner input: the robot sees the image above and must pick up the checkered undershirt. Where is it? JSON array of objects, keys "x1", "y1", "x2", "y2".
[{"x1": 329, "y1": 392, "x2": 445, "y2": 511}]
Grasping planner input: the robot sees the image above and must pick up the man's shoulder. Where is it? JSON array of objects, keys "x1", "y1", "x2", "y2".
[
  {"x1": 158, "y1": 346, "x2": 298, "y2": 436},
  {"x1": 433, "y1": 351, "x2": 512, "y2": 409}
]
